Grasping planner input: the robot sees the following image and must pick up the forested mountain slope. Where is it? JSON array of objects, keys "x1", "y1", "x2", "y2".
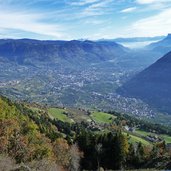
[{"x1": 0, "y1": 96, "x2": 171, "y2": 170}]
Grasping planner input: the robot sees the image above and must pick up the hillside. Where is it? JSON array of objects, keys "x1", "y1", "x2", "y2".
[
  {"x1": 0, "y1": 97, "x2": 52, "y2": 169},
  {"x1": 0, "y1": 96, "x2": 171, "y2": 170},
  {"x1": 118, "y1": 51, "x2": 171, "y2": 114}
]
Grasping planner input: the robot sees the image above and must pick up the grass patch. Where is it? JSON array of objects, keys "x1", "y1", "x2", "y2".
[
  {"x1": 48, "y1": 108, "x2": 72, "y2": 123},
  {"x1": 123, "y1": 132, "x2": 150, "y2": 146},
  {"x1": 91, "y1": 111, "x2": 116, "y2": 124},
  {"x1": 135, "y1": 130, "x2": 171, "y2": 144},
  {"x1": 135, "y1": 130, "x2": 150, "y2": 136},
  {"x1": 128, "y1": 134, "x2": 150, "y2": 145},
  {"x1": 161, "y1": 135, "x2": 171, "y2": 144}
]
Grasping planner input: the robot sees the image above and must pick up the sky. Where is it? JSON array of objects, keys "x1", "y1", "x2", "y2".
[{"x1": 0, "y1": 0, "x2": 171, "y2": 40}]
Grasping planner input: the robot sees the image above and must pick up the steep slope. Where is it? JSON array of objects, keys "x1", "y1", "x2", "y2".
[
  {"x1": 147, "y1": 34, "x2": 171, "y2": 54},
  {"x1": 118, "y1": 51, "x2": 171, "y2": 114},
  {"x1": 0, "y1": 39, "x2": 127, "y2": 65},
  {"x1": 1, "y1": 96, "x2": 171, "y2": 170},
  {"x1": 0, "y1": 96, "x2": 81, "y2": 170},
  {"x1": 0, "y1": 95, "x2": 55, "y2": 163}
]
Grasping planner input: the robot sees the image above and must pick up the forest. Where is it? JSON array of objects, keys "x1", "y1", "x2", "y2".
[{"x1": 0, "y1": 95, "x2": 171, "y2": 171}]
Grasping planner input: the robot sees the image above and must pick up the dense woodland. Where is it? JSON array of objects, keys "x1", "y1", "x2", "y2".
[{"x1": 0, "y1": 96, "x2": 171, "y2": 171}]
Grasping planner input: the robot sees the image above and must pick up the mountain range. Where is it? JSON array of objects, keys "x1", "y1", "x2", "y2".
[
  {"x1": 0, "y1": 39, "x2": 127, "y2": 66},
  {"x1": 146, "y1": 34, "x2": 171, "y2": 54},
  {"x1": 98, "y1": 36, "x2": 165, "y2": 43}
]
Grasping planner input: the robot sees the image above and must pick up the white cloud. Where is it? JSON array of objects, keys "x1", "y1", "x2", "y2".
[
  {"x1": 68, "y1": 0, "x2": 100, "y2": 6},
  {"x1": 0, "y1": 9, "x2": 68, "y2": 39},
  {"x1": 81, "y1": 0, "x2": 113, "y2": 17},
  {"x1": 136, "y1": 0, "x2": 171, "y2": 4},
  {"x1": 120, "y1": 7, "x2": 137, "y2": 13},
  {"x1": 130, "y1": 8, "x2": 171, "y2": 36}
]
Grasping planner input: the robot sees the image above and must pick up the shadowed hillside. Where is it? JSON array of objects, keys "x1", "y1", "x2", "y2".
[{"x1": 118, "y1": 51, "x2": 171, "y2": 114}]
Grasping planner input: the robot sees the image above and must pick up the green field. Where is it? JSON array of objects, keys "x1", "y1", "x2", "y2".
[
  {"x1": 91, "y1": 111, "x2": 116, "y2": 124},
  {"x1": 161, "y1": 135, "x2": 171, "y2": 144},
  {"x1": 48, "y1": 108, "x2": 73, "y2": 123},
  {"x1": 129, "y1": 134, "x2": 150, "y2": 145},
  {"x1": 135, "y1": 129, "x2": 171, "y2": 144},
  {"x1": 135, "y1": 130, "x2": 150, "y2": 136},
  {"x1": 123, "y1": 132, "x2": 150, "y2": 145}
]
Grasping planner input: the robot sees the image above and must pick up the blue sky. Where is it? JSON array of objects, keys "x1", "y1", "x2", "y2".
[{"x1": 0, "y1": 0, "x2": 171, "y2": 40}]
